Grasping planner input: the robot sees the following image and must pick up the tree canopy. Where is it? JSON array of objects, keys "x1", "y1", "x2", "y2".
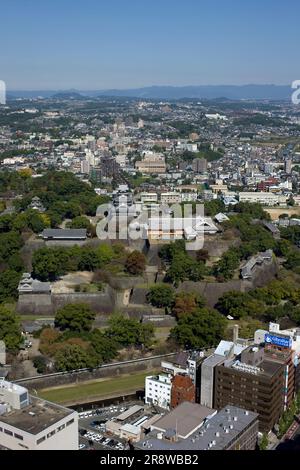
[
  {"x1": 170, "y1": 308, "x2": 226, "y2": 349},
  {"x1": 147, "y1": 284, "x2": 175, "y2": 308},
  {"x1": 55, "y1": 303, "x2": 96, "y2": 332},
  {"x1": 0, "y1": 306, "x2": 22, "y2": 353}
]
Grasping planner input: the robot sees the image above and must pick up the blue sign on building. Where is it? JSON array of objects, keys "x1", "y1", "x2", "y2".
[{"x1": 264, "y1": 333, "x2": 292, "y2": 349}]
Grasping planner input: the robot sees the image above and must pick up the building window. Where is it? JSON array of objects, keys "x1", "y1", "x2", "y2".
[
  {"x1": 18, "y1": 443, "x2": 29, "y2": 450},
  {"x1": 66, "y1": 418, "x2": 74, "y2": 427},
  {"x1": 4, "y1": 429, "x2": 13, "y2": 436},
  {"x1": 57, "y1": 424, "x2": 65, "y2": 432},
  {"x1": 37, "y1": 436, "x2": 46, "y2": 445},
  {"x1": 47, "y1": 430, "x2": 56, "y2": 438},
  {"x1": 14, "y1": 433, "x2": 24, "y2": 441}
]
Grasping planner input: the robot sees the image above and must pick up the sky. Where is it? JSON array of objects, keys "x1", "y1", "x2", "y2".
[{"x1": 1, "y1": 0, "x2": 300, "y2": 90}]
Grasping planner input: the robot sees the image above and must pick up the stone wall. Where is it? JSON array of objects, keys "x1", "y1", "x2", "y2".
[
  {"x1": 17, "y1": 285, "x2": 116, "y2": 315},
  {"x1": 178, "y1": 257, "x2": 279, "y2": 307},
  {"x1": 15, "y1": 353, "x2": 177, "y2": 392},
  {"x1": 17, "y1": 293, "x2": 54, "y2": 315}
]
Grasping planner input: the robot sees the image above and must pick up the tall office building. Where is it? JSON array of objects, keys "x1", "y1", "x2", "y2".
[{"x1": 213, "y1": 346, "x2": 286, "y2": 432}]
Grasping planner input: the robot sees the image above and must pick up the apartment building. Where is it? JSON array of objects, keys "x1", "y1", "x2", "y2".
[{"x1": 145, "y1": 374, "x2": 172, "y2": 409}]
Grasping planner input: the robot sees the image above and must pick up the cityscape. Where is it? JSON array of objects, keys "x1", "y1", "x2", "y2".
[{"x1": 1, "y1": 0, "x2": 300, "y2": 459}]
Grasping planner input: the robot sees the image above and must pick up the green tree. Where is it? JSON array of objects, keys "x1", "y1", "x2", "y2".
[
  {"x1": 147, "y1": 284, "x2": 175, "y2": 308},
  {"x1": 32, "y1": 247, "x2": 69, "y2": 281},
  {"x1": 68, "y1": 215, "x2": 92, "y2": 232},
  {"x1": 106, "y1": 315, "x2": 155, "y2": 348},
  {"x1": 170, "y1": 308, "x2": 226, "y2": 349},
  {"x1": 259, "y1": 433, "x2": 269, "y2": 451},
  {"x1": 0, "y1": 270, "x2": 22, "y2": 302},
  {"x1": 96, "y1": 243, "x2": 115, "y2": 265},
  {"x1": 78, "y1": 247, "x2": 100, "y2": 271},
  {"x1": 55, "y1": 344, "x2": 98, "y2": 371},
  {"x1": 89, "y1": 329, "x2": 118, "y2": 362},
  {"x1": 171, "y1": 292, "x2": 205, "y2": 319},
  {"x1": 55, "y1": 303, "x2": 96, "y2": 332},
  {"x1": 33, "y1": 356, "x2": 48, "y2": 374},
  {"x1": 0, "y1": 305, "x2": 22, "y2": 353},
  {"x1": 213, "y1": 247, "x2": 241, "y2": 281},
  {"x1": 216, "y1": 291, "x2": 265, "y2": 319},
  {"x1": 0, "y1": 231, "x2": 23, "y2": 262}
]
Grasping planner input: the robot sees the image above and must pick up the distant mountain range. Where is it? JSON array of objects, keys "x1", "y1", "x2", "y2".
[{"x1": 7, "y1": 84, "x2": 293, "y2": 101}]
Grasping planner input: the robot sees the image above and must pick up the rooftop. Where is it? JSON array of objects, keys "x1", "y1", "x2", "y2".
[
  {"x1": 224, "y1": 358, "x2": 283, "y2": 378},
  {"x1": 41, "y1": 229, "x2": 87, "y2": 239},
  {"x1": 136, "y1": 406, "x2": 258, "y2": 451},
  {"x1": 0, "y1": 396, "x2": 74, "y2": 435},
  {"x1": 116, "y1": 405, "x2": 143, "y2": 421},
  {"x1": 152, "y1": 402, "x2": 215, "y2": 439}
]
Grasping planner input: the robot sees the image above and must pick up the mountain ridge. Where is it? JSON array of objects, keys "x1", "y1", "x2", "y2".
[{"x1": 7, "y1": 84, "x2": 293, "y2": 100}]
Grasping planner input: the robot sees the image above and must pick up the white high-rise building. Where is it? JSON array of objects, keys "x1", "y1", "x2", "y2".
[{"x1": 145, "y1": 374, "x2": 172, "y2": 410}]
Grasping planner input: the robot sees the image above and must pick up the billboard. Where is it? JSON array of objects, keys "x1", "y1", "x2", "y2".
[{"x1": 264, "y1": 333, "x2": 292, "y2": 349}]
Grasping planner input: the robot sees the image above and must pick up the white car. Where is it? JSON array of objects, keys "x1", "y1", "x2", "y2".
[{"x1": 79, "y1": 444, "x2": 86, "y2": 450}]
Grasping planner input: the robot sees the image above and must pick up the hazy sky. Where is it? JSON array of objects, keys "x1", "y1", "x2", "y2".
[{"x1": 1, "y1": 0, "x2": 299, "y2": 90}]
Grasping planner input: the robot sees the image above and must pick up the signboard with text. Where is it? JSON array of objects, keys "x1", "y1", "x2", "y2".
[{"x1": 265, "y1": 333, "x2": 292, "y2": 349}]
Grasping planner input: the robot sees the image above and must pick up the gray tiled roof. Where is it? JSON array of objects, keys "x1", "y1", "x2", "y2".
[{"x1": 41, "y1": 229, "x2": 87, "y2": 239}]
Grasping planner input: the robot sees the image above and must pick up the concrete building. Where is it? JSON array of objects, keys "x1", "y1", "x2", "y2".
[
  {"x1": 285, "y1": 159, "x2": 292, "y2": 174},
  {"x1": 0, "y1": 379, "x2": 78, "y2": 450},
  {"x1": 192, "y1": 158, "x2": 207, "y2": 174},
  {"x1": 80, "y1": 159, "x2": 90, "y2": 174},
  {"x1": 160, "y1": 192, "x2": 182, "y2": 204},
  {"x1": 171, "y1": 374, "x2": 195, "y2": 409},
  {"x1": 176, "y1": 141, "x2": 198, "y2": 153},
  {"x1": 239, "y1": 192, "x2": 288, "y2": 206},
  {"x1": 145, "y1": 374, "x2": 172, "y2": 409},
  {"x1": 136, "y1": 405, "x2": 258, "y2": 451},
  {"x1": 200, "y1": 354, "x2": 225, "y2": 408},
  {"x1": 136, "y1": 154, "x2": 166, "y2": 174},
  {"x1": 150, "y1": 402, "x2": 215, "y2": 440},
  {"x1": 213, "y1": 346, "x2": 286, "y2": 432},
  {"x1": 140, "y1": 192, "x2": 158, "y2": 204}
]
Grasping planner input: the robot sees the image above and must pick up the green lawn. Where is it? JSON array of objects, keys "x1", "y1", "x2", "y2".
[{"x1": 37, "y1": 370, "x2": 157, "y2": 404}]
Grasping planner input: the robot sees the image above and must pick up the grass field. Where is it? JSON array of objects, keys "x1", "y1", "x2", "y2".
[{"x1": 37, "y1": 370, "x2": 158, "y2": 404}]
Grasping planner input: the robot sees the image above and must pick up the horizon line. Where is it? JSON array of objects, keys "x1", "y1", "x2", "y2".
[{"x1": 6, "y1": 83, "x2": 293, "y2": 92}]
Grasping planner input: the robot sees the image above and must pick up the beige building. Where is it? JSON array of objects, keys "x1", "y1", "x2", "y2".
[
  {"x1": 161, "y1": 192, "x2": 182, "y2": 204},
  {"x1": 0, "y1": 380, "x2": 78, "y2": 450},
  {"x1": 239, "y1": 192, "x2": 288, "y2": 206},
  {"x1": 136, "y1": 153, "x2": 166, "y2": 174}
]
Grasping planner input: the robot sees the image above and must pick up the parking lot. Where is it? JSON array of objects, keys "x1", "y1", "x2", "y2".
[{"x1": 78, "y1": 402, "x2": 140, "y2": 450}]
